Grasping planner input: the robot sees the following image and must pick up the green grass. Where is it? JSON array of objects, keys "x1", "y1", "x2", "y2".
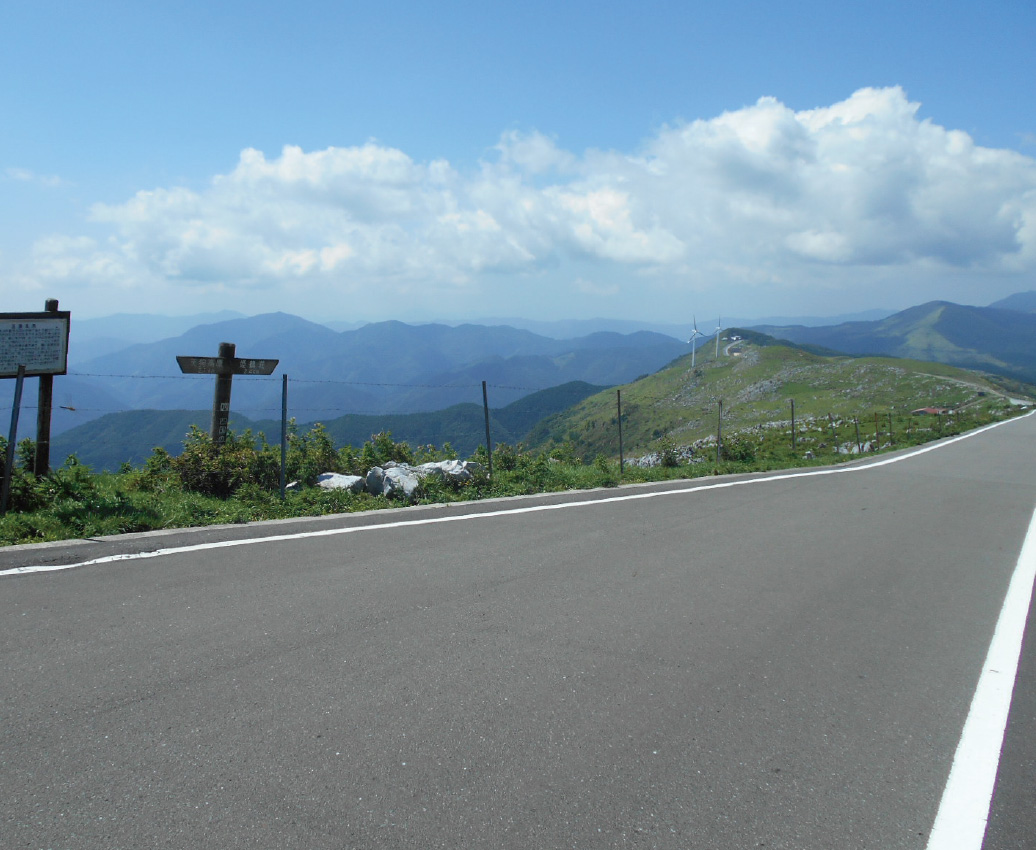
[
  {"x1": 1, "y1": 337, "x2": 1031, "y2": 547},
  {"x1": 0, "y1": 400, "x2": 1024, "y2": 547},
  {"x1": 525, "y1": 340, "x2": 1032, "y2": 461}
]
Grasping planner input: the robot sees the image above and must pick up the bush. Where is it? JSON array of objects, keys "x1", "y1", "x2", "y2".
[
  {"x1": 170, "y1": 426, "x2": 279, "y2": 498},
  {"x1": 493, "y1": 443, "x2": 521, "y2": 471},
  {"x1": 593, "y1": 454, "x2": 619, "y2": 486},
  {"x1": 286, "y1": 422, "x2": 340, "y2": 485},
  {"x1": 655, "y1": 435, "x2": 680, "y2": 468},
  {"x1": 720, "y1": 435, "x2": 756, "y2": 463}
]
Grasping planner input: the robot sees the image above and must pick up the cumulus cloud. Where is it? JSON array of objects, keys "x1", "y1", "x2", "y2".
[{"x1": 17, "y1": 87, "x2": 1036, "y2": 316}]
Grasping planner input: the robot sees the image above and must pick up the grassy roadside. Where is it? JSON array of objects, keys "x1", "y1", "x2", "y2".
[{"x1": 0, "y1": 401, "x2": 1026, "y2": 547}]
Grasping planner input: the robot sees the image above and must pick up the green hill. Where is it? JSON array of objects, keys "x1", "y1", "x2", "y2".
[
  {"x1": 51, "y1": 410, "x2": 263, "y2": 471},
  {"x1": 51, "y1": 381, "x2": 608, "y2": 471},
  {"x1": 526, "y1": 331, "x2": 1032, "y2": 459}
]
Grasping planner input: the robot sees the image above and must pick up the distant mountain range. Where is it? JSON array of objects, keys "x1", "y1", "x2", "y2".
[
  {"x1": 1, "y1": 314, "x2": 688, "y2": 441},
  {"x1": 8, "y1": 292, "x2": 1036, "y2": 470},
  {"x1": 751, "y1": 294, "x2": 1036, "y2": 384},
  {"x1": 51, "y1": 382, "x2": 607, "y2": 472}
]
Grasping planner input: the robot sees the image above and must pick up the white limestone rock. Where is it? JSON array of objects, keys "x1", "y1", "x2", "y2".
[
  {"x1": 415, "y1": 460, "x2": 482, "y2": 483},
  {"x1": 382, "y1": 466, "x2": 421, "y2": 499},
  {"x1": 316, "y1": 472, "x2": 366, "y2": 493},
  {"x1": 365, "y1": 465, "x2": 421, "y2": 499},
  {"x1": 366, "y1": 466, "x2": 386, "y2": 495}
]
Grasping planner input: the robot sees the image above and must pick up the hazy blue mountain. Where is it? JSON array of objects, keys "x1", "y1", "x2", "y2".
[
  {"x1": 68, "y1": 311, "x2": 247, "y2": 365},
  {"x1": 0, "y1": 373, "x2": 132, "y2": 444},
  {"x1": 988, "y1": 291, "x2": 1036, "y2": 313},
  {"x1": 59, "y1": 315, "x2": 686, "y2": 427},
  {"x1": 752, "y1": 300, "x2": 1036, "y2": 383},
  {"x1": 51, "y1": 410, "x2": 261, "y2": 471},
  {"x1": 50, "y1": 382, "x2": 608, "y2": 471},
  {"x1": 445, "y1": 310, "x2": 895, "y2": 339},
  {"x1": 72, "y1": 310, "x2": 247, "y2": 343}
]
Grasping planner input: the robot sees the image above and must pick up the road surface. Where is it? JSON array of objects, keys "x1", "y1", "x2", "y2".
[{"x1": 3, "y1": 415, "x2": 1036, "y2": 848}]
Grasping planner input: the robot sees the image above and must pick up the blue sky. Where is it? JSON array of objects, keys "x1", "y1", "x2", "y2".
[{"x1": 3, "y1": 0, "x2": 1035, "y2": 324}]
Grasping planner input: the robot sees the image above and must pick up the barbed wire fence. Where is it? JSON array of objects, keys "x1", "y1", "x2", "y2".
[
  {"x1": 0, "y1": 371, "x2": 610, "y2": 473},
  {"x1": 1, "y1": 368, "x2": 1000, "y2": 478}
]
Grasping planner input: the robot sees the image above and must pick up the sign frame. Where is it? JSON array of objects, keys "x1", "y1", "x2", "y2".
[{"x1": 0, "y1": 311, "x2": 71, "y2": 378}]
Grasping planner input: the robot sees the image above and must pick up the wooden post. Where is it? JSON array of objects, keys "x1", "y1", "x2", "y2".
[
  {"x1": 34, "y1": 298, "x2": 60, "y2": 476},
  {"x1": 176, "y1": 346, "x2": 278, "y2": 449},
  {"x1": 874, "y1": 412, "x2": 881, "y2": 445},
  {"x1": 482, "y1": 380, "x2": 493, "y2": 480},
  {"x1": 280, "y1": 374, "x2": 288, "y2": 500},
  {"x1": 2, "y1": 365, "x2": 26, "y2": 514},
  {"x1": 828, "y1": 413, "x2": 837, "y2": 451},
  {"x1": 887, "y1": 411, "x2": 894, "y2": 443},
  {"x1": 854, "y1": 417, "x2": 862, "y2": 454},
  {"x1": 211, "y1": 342, "x2": 235, "y2": 445}
]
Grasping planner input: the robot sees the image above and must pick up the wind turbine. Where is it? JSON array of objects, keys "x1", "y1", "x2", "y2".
[
  {"x1": 714, "y1": 316, "x2": 723, "y2": 359},
  {"x1": 687, "y1": 316, "x2": 705, "y2": 368}
]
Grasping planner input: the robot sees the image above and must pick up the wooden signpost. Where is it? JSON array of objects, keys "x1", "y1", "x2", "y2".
[
  {"x1": 0, "y1": 298, "x2": 70, "y2": 480},
  {"x1": 176, "y1": 342, "x2": 278, "y2": 445}
]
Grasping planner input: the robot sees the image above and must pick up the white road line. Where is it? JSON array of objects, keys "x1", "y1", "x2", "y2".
[
  {"x1": 4, "y1": 411, "x2": 1036, "y2": 843},
  {"x1": 926, "y1": 502, "x2": 1036, "y2": 849},
  {"x1": 0, "y1": 411, "x2": 1030, "y2": 579}
]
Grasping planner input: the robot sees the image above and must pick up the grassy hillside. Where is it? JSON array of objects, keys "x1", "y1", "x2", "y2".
[{"x1": 526, "y1": 331, "x2": 1032, "y2": 460}]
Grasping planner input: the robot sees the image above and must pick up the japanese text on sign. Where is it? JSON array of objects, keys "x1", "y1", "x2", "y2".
[{"x1": 0, "y1": 315, "x2": 70, "y2": 377}]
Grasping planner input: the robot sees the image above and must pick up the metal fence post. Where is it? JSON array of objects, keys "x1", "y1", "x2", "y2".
[
  {"x1": 2, "y1": 365, "x2": 27, "y2": 514},
  {"x1": 617, "y1": 390, "x2": 624, "y2": 476},
  {"x1": 482, "y1": 381, "x2": 493, "y2": 480},
  {"x1": 280, "y1": 374, "x2": 288, "y2": 499}
]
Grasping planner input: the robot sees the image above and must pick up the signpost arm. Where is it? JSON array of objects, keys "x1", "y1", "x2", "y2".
[
  {"x1": 211, "y1": 342, "x2": 235, "y2": 445},
  {"x1": 34, "y1": 298, "x2": 59, "y2": 476}
]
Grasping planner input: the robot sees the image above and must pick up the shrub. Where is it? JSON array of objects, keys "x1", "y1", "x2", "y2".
[
  {"x1": 170, "y1": 426, "x2": 279, "y2": 497},
  {"x1": 493, "y1": 443, "x2": 520, "y2": 471},
  {"x1": 286, "y1": 422, "x2": 340, "y2": 485},
  {"x1": 655, "y1": 435, "x2": 680, "y2": 468},
  {"x1": 593, "y1": 454, "x2": 619, "y2": 486},
  {"x1": 720, "y1": 435, "x2": 756, "y2": 463}
]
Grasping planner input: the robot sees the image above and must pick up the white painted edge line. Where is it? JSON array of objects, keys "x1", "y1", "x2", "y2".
[
  {"x1": 925, "y1": 500, "x2": 1036, "y2": 850},
  {"x1": 2, "y1": 410, "x2": 1031, "y2": 578}
]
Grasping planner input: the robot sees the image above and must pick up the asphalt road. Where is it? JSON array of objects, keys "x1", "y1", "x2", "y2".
[{"x1": 3, "y1": 415, "x2": 1036, "y2": 849}]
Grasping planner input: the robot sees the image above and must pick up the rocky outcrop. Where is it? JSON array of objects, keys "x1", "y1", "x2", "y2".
[
  {"x1": 371, "y1": 465, "x2": 422, "y2": 499},
  {"x1": 414, "y1": 459, "x2": 483, "y2": 484},
  {"x1": 294, "y1": 460, "x2": 485, "y2": 499},
  {"x1": 316, "y1": 473, "x2": 366, "y2": 493}
]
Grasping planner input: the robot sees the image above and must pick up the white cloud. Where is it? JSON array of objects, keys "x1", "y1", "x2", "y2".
[
  {"x1": 5, "y1": 167, "x2": 63, "y2": 187},
  {"x1": 13, "y1": 87, "x2": 1036, "y2": 317}
]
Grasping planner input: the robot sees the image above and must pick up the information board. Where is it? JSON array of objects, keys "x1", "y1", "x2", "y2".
[{"x1": 0, "y1": 312, "x2": 71, "y2": 377}]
